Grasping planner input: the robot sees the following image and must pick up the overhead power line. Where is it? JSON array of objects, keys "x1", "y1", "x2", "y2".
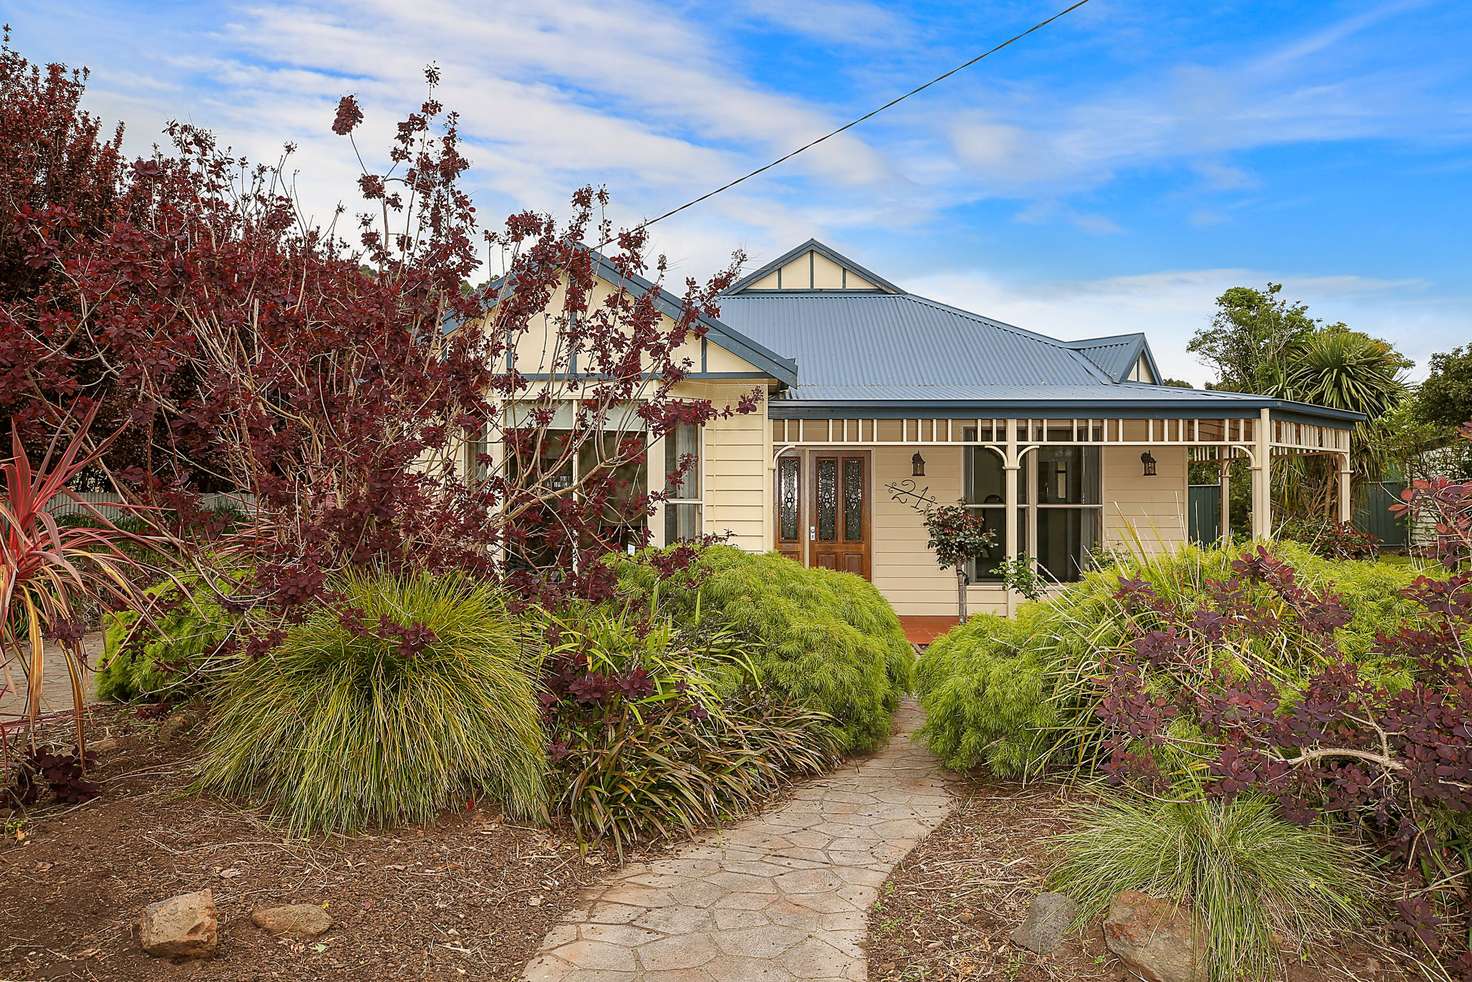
[{"x1": 635, "y1": 0, "x2": 1094, "y2": 233}]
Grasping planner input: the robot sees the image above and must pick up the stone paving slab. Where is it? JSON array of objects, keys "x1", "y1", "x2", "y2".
[{"x1": 523, "y1": 700, "x2": 954, "y2": 982}]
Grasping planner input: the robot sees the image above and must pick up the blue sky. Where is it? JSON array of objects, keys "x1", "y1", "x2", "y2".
[{"x1": 6, "y1": 0, "x2": 1470, "y2": 382}]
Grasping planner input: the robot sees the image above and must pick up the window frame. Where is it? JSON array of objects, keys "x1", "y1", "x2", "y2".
[
  {"x1": 661, "y1": 422, "x2": 704, "y2": 545},
  {"x1": 963, "y1": 432, "x2": 1103, "y2": 585}
]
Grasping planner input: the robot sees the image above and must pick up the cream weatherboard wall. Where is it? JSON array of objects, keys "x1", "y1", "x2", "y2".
[
  {"x1": 1101, "y1": 444, "x2": 1188, "y2": 554},
  {"x1": 679, "y1": 382, "x2": 771, "y2": 551}
]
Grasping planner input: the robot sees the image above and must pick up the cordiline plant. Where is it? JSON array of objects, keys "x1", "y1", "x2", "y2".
[{"x1": 1, "y1": 406, "x2": 158, "y2": 757}]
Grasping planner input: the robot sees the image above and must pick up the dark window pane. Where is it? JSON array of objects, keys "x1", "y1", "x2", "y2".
[
  {"x1": 817, "y1": 459, "x2": 837, "y2": 542},
  {"x1": 968, "y1": 507, "x2": 1029, "y2": 580},
  {"x1": 842, "y1": 457, "x2": 864, "y2": 542},
  {"x1": 778, "y1": 457, "x2": 800, "y2": 542},
  {"x1": 966, "y1": 447, "x2": 1025, "y2": 504},
  {"x1": 1036, "y1": 508, "x2": 1100, "y2": 582},
  {"x1": 579, "y1": 433, "x2": 646, "y2": 528},
  {"x1": 1036, "y1": 447, "x2": 1099, "y2": 505}
]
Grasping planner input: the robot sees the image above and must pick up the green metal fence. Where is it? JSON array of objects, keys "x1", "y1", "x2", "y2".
[
  {"x1": 1187, "y1": 484, "x2": 1222, "y2": 545},
  {"x1": 1186, "y1": 481, "x2": 1408, "y2": 547}
]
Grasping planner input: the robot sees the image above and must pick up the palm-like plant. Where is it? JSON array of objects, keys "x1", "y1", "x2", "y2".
[
  {"x1": 1269, "y1": 327, "x2": 1409, "y2": 516},
  {"x1": 1, "y1": 408, "x2": 156, "y2": 755}
]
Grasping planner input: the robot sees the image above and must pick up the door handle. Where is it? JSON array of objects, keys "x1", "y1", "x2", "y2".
[{"x1": 809, "y1": 525, "x2": 816, "y2": 541}]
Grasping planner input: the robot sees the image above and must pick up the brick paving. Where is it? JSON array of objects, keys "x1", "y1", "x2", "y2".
[{"x1": 522, "y1": 700, "x2": 954, "y2": 982}]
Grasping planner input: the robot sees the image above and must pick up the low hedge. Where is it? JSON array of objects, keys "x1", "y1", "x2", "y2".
[
  {"x1": 615, "y1": 546, "x2": 913, "y2": 754},
  {"x1": 916, "y1": 541, "x2": 1444, "y2": 776}
]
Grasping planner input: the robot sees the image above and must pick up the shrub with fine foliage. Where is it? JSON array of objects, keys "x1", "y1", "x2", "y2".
[
  {"x1": 615, "y1": 546, "x2": 912, "y2": 753},
  {"x1": 97, "y1": 571, "x2": 238, "y2": 702},
  {"x1": 535, "y1": 601, "x2": 841, "y2": 854},
  {"x1": 916, "y1": 541, "x2": 1440, "y2": 776},
  {"x1": 193, "y1": 572, "x2": 545, "y2": 834}
]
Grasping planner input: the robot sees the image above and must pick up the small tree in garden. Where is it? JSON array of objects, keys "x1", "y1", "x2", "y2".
[{"x1": 923, "y1": 504, "x2": 995, "y2": 622}]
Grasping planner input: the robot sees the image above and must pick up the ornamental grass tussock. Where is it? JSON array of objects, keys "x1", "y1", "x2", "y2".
[{"x1": 193, "y1": 570, "x2": 546, "y2": 835}]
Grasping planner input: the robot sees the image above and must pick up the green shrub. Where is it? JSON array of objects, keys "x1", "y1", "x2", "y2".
[
  {"x1": 1050, "y1": 794, "x2": 1376, "y2": 982},
  {"x1": 916, "y1": 541, "x2": 1445, "y2": 777},
  {"x1": 614, "y1": 546, "x2": 912, "y2": 753},
  {"x1": 537, "y1": 601, "x2": 841, "y2": 854},
  {"x1": 96, "y1": 572, "x2": 238, "y2": 702},
  {"x1": 193, "y1": 571, "x2": 545, "y2": 834}
]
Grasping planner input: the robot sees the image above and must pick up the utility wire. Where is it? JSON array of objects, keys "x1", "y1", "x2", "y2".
[{"x1": 633, "y1": 0, "x2": 1093, "y2": 233}]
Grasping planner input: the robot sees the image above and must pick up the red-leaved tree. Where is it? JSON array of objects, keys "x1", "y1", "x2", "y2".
[{"x1": 1, "y1": 39, "x2": 757, "y2": 630}]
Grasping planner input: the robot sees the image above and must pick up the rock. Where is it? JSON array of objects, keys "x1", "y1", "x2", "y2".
[
  {"x1": 1011, "y1": 891, "x2": 1078, "y2": 955},
  {"x1": 1103, "y1": 891, "x2": 1206, "y2": 982},
  {"x1": 138, "y1": 889, "x2": 217, "y2": 959},
  {"x1": 251, "y1": 903, "x2": 333, "y2": 938},
  {"x1": 156, "y1": 713, "x2": 189, "y2": 745}
]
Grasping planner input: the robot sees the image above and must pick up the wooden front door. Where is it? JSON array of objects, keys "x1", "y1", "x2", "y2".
[{"x1": 809, "y1": 452, "x2": 871, "y2": 579}]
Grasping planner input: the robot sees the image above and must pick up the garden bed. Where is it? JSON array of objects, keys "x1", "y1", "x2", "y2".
[
  {"x1": 866, "y1": 777, "x2": 1418, "y2": 982},
  {"x1": 1, "y1": 704, "x2": 619, "y2": 981}
]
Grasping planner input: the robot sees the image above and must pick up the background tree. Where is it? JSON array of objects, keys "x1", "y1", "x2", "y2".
[
  {"x1": 1415, "y1": 344, "x2": 1472, "y2": 429},
  {"x1": 1188, "y1": 283, "x2": 1316, "y2": 393},
  {"x1": 1190, "y1": 283, "x2": 1410, "y2": 523}
]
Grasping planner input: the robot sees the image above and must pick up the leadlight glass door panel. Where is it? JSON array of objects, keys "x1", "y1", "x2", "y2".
[
  {"x1": 808, "y1": 452, "x2": 870, "y2": 580},
  {"x1": 774, "y1": 454, "x2": 803, "y2": 563}
]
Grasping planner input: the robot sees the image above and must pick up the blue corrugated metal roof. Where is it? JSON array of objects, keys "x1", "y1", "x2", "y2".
[
  {"x1": 1066, "y1": 334, "x2": 1147, "y2": 382},
  {"x1": 716, "y1": 291, "x2": 1363, "y2": 424},
  {"x1": 717, "y1": 293, "x2": 1111, "y2": 392}
]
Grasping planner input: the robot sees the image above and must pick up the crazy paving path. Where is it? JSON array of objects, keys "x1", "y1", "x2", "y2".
[{"x1": 522, "y1": 701, "x2": 954, "y2": 982}]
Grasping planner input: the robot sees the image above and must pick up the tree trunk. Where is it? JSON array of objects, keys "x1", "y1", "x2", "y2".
[{"x1": 956, "y1": 567, "x2": 968, "y2": 624}]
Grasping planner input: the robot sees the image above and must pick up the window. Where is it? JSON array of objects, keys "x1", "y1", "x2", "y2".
[
  {"x1": 963, "y1": 431, "x2": 1026, "y2": 581},
  {"x1": 502, "y1": 403, "x2": 649, "y2": 565},
  {"x1": 1034, "y1": 446, "x2": 1101, "y2": 582},
  {"x1": 663, "y1": 423, "x2": 702, "y2": 543},
  {"x1": 964, "y1": 436, "x2": 1100, "y2": 584}
]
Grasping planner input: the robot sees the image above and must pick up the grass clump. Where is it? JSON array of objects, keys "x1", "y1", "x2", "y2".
[
  {"x1": 194, "y1": 571, "x2": 545, "y2": 834},
  {"x1": 614, "y1": 545, "x2": 912, "y2": 754},
  {"x1": 1050, "y1": 794, "x2": 1377, "y2": 982}
]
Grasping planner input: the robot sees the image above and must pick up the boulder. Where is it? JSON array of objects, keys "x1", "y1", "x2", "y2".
[
  {"x1": 138, "y1": 889, "x2": 217, "y2": 959},
  {"x1": 1011, "y1": 891, "x2": 1078, "y2": 954},
  {"x1": 251, "y1": 903, "x2": 333, "y2": 938},
  {"x1": 1103, "y1": 891, "x2": 1206, "y2": 982}
]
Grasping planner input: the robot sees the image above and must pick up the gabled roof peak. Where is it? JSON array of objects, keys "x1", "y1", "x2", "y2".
[{"x1": 725, "y1": 239, "x2": 905, "y2": 296}]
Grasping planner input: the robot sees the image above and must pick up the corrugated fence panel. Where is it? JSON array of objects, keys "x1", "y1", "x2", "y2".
[{"x1": 42, "y1": 492, "x2": 256, "y2": 521}]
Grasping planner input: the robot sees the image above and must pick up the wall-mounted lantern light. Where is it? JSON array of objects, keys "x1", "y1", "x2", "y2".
[
  {"x1": 1140, "y1": 451, "x2": 1158, "y2": 477},
  {"x1": 911, "y1": 452, "x2": 926, "y2": 477}
]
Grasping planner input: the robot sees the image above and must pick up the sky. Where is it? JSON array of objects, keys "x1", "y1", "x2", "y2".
[{"x1": 5, "y1": 0, "x2": 1470, "y2": 384}]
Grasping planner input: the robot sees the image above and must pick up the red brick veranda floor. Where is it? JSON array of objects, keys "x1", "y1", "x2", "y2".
[{"x1": 898, "y1": 616, "x2": 959, "y2": 647}]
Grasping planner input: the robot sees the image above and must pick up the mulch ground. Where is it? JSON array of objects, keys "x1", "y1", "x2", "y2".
[
  {"x1": 1, "y1": 704, "x2": 621, "y2": 981},
  {"x1": 866, "y1": 777, "x2": 1420, "y2": 982}
]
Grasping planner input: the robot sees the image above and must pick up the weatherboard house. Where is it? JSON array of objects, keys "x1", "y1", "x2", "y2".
[{"x1": 482, "y1": 240, "x2": 1361, "y2": 617}]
